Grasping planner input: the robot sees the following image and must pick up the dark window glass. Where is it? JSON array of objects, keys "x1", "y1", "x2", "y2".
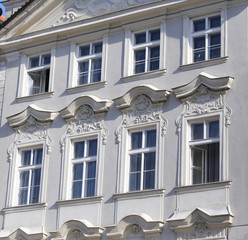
[
  {"x1": 21, "y1": 150, "x2": 31, "y2": 166},
  {"x1": 209, "y1": 120, "x2": 219, "y2": 138},
  {"x1": 41, "y1": 54, "x2": 51, "y2": 65},
  {"x1": 30, "y1": 56, "x2": 39, "y2": 68},
  {"x1": 79, "y1": 45, "x2": 90, "y2": 57},
  {"x1": 135, "y1": 32, "x2": 146, "y2": 44},
  {"x1": 74, "y1": 141, "x2": 85, "y2": 158},
  {"x1": 192, "y1": 123, "x2": 204, "y2": 140},
  {"x1": 146, "y1": 130, "x2": 156, "y2": 147},
  {"x1": 193, "y1": 19, "x2": 205, "y2": 32},
  {"x1": 149, "y1": 29, "x2": 160, "y2": 41},
  {"x1": 93, "y1": 42, "x2": 102, "y2": 54},
  {"x1": 149, "y1": 46, "x2": 160, "y2": 71},
  {"x1": 131, "y1": 132, "x2": 142, "y2": 149},
  {"x1": 88, "y1": 139, "x2": 97, "y2": 156},
  {"x1": 209, "y1": 15, "x2": 221, "y2": 28}
]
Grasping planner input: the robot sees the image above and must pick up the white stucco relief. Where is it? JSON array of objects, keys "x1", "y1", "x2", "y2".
[{"x1": 55, "y1": 0, "x2": 159, "y2": 25}]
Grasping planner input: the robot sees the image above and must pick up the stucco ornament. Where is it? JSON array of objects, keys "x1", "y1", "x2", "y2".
[
  {"x1": 8, "y1": 116, "x2": 52, "y2": 162},
  {"x1": 55, "y1": 0, "x2": 157, "y2": 25},
  {"x1": 60, "y1": 104, "x2": 108, "y2": 151},
  {"x1": 116, "y1": 95, "x2": 168, "y2": 143}
]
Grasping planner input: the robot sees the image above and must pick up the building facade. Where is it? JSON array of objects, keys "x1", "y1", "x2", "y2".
[{"x1": 0, "y1": 0, "x2": 247, "y2": 239}]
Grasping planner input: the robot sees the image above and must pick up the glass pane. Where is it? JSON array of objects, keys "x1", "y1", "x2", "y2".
[
  {"x1": 78, "y1": 73, "x2": 88, "y2": 85},
  {"x1": 130, "y1": 154, "x2": 141, "y2": 172},
  {"x1": 129, "y1": 172, "x2": 141, "y2": 191},
  {"x1": 21, "y1": 150, "x2": 31, "y2": 166},
  {"x1": 91, "y1": 69, "x2": 101, "y2": 83},
  {"x1": 135, "y1": 32, "x2": 146, "y2": 44},
  {"x1": 72, "y1": 181, "x2": 82, "y2": 198},
  {"x1": 91, "y1": 59, "x2": 102, "y2": 82},
  {"x1": 20, "y1": 171, "x2": 29, "y2": 187},
  {"x1": 74, "y1": 141, "x2": 85, "y2": 158},
  {"x1": 31, "y1": 168, "x2": 41, "y2": 186},
  {"x1": 91, "y1": 58, "x2": 102, "y2": 70},
  {"x1": 28, "y1": 69, "x2": 49, "y2": 95},
  {"x1": 149, "y1": 29, "x2": 160, "y2": 41},
  {"x1": 18, "y1": 188, "x2": 28, "y2": 205},
  {"x1": 135, "y1": 61, "x2": 145, "y2": 74},
  {"x1": 209, "y1": 34, "x2": 220, "y2": 59},
  {"x1": 209, "y1": 120, "x2": 219, "y2": 138},
  {"x1": 41, "y1": 54, "x2": 51, "y2": 65},
  {"x1": 192, "y1": 148, "x2": 203, "y2": 167},
  {"x1": 33, "y1": 148, "x2": 43, "y2": 165},
  {"x1": 207, "y1": 142, "x2": 219, "y2": 182},
  {"x1": 149, "y1": 46, "x2": 159, "y2": 71},
  {"x1": 88, "y1": 139, "x2": 97, "y2": 156},
  {"x1": 73, "y1": 163, "x2": 83, "y2": 180},
  {"x1": 146, "y1": 130, "x2": 156, "y2": 147},
  {"x1": 85, "y1": 179, "x2": 95, "y2": 197},
  {"x1": 79, "y1": 45, "x2": 90, "y2": 57},
  {"x1": 194, "y1": 36, "x2": 205, "y2": 49},
  {"x1": 93, "y1": 42, "x2": 102, "y2": 53},
  {"x1": 144, "y1": 152, "x2": 155, "y2": 170},
  {"x1": 193, "y1": 19, "x2": 205, "y2": 32},
  {"x1": 78, "y1": 61, "x2": 89, "y2": 73},
  {"x1": 30, "y1": 56, "x2": 39, "y2": 68},
  {"x1": 192, "y1": 123, "x2": 204, "y2": 140},
  {"x1": 193, "y1": 37, "x2": 205, "y2": 62},
  {"x1": 193, "y1": 168, "x2": 202, "y2": 184},
  {"x1": 210, "y1": 33, "x2": 220, "y2": 46},
  {"x1": 135, "y1": 49, "x2": 145, "y2": 61},
  {"x1": 86, "y1": 161, "x2": 96, "y2": 178},
  {"x1": 209, "y1": 15, "x2": 221, "y2": 28},
  {"x1": 29, "y1": 186, "x2": 40, "y2": 204},
  {"x1": 131, "y1": 132, "x2": 142, "y2": 149},
  {"x1": 143, "y1": 170, "x2": 155, "y2": 189}
]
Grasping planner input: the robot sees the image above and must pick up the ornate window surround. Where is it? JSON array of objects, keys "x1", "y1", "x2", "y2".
[
  {"x1": 59, "y1": 95, "x2": 112, "y2": 201},
  {"x1": 114, "y1": 85, "x2": 170, "y2": 193},
  {"x1": 173, "y1": 72, "x2": 234, "y2": 187},
  {"x1": 6, "y1": 104, "x2": 57, "y2": 207}
]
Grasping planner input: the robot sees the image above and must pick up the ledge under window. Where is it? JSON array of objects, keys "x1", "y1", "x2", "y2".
[
  {"x1": 66, "y1": 81, "x2": 107, "y2": 94},
  {"x1": 16, "y1": 91, "x2": 55, "y2": 103},
  {"x1": 174, "y1": 181, "x2": 232, "y2": 194},
  {"x1": 3, "y1": 202, "x2": 47, "y2": 213},
  {"x1": 180, "y1": 56, "x2": 229, "y2": 71},
  {"x1": 56, "y1": 196, "x2": 104, "y2": 207},
  {"x1": 121, "y1": 69, "x2": 166, "y2": 83},
  {"x1": 113, "y1": 189, "x2": 165, "y2": 200}
]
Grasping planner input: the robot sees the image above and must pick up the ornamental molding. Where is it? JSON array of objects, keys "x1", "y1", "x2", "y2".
[
  {"x1": 55, "y1": 0, "x2": 160, "y2": 26},
  {"x1": 7, "y1": 116, "x2": 53, "y2": 162},
  {"x1": 115, "y1": 94, "x2": 168, "y2": 143},
  {"x1": 60, "y1": 104, "x2": 109, "y2": 151}
]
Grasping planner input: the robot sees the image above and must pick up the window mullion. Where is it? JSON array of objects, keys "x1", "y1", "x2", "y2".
[
  {"x1": 141, "y1": 153, "x2": 144, "y2": 190},
  {"x1": 27, "y1": 169, "x2": 32, "y2": 204},
  {"x1": 82, "y1": 162, "x2": 86, "y2": 198}
]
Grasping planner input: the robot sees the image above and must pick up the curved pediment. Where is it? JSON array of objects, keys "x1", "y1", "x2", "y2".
[
  {"x1": 59, "y1": 95, "x2": 112, "y2": 119},
  {"x1": 114, "y1": 84, "x2": 170, "y2": 110},
  {"x1": 6, "y1": 104, "x2": 58, "y2": 128},
  {"x1": 173, "y1": 72, "x2": 234, "y2": 99}
]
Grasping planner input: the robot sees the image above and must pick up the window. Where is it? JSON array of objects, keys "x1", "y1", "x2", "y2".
[
  {"x1": 18, "y1": 147, "x2": 43, "y2": 205},
  {"x1": 71, "y1": 139, "x2": 97, "y2": 198},
  {"x1": 27, "y1": 53, "x2": 51, "y2": 95},
  {"x1": 132, "y1": 29, "x2": 160, "y2": 74},
  {"x1": 191, "y1": 15, "x2": 221, "y2": 62},
  {"x1": 189, "y1": 119, "x2": 219, "y2": 184},
  {"x1": 128, "y1": 129, "x2": 156, "y2": 191},
  {"x1": 76, "y1": 42, "x2": 102, "y2": 85}
]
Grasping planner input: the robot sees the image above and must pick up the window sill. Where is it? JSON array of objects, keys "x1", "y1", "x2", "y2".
[
  {"x1": 180, "y1": 56, "x2": 229, "y2": 71},
  {"x1": 16, "y1": 91, "x2": 55, "y2": 103},
  {"x1": 66, "y1": 81, "x2": 107, "y2": 94},
  {"x1": 56, "y1": 196, "x2": 104, "y2": 207},
  {"x1": 113, "y1": 188, "x2": 165, "y2": 200},
  {"x1": 121, "y1": 69, "x2": 166, "y2": 83},
  {"x1": 3, "y1": 202, "x2": 47, "y2": 213},
  {"x1": 174, "y1": 181, "x2": 232, "y2": 194}
]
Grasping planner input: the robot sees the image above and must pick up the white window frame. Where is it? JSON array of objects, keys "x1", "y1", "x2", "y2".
[
  {"x1": 18, "y1": 49, "x2": 55, "y2": 98},
  {"x1": 123, "y1": 18, "x2": 166, "y2": 78},
  {"x1": 182, "y1": 6, "x2": 227, "y2": 66}
]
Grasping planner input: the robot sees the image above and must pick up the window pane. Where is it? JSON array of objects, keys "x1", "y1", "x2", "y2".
[
  {"x1": 93, "y1": 42, "x2": 102, "y2": 54},
  {"x1": 134, "y1": 49, "x2": 146, "y2": 73},
  {"x1": 74, "y1": 141, "x2": 85, "y2": 158},
  {"x1": 209, "y1": 120, "x2": 219, "y2": 138},
  {"x1": 192, "y1": 148, "x2": 203, "y2": 168},
  {"x1": 73, "y1": 163, "x2": 83, "y2": 180},
  {"x1": 135, "y1": 49, "x2": 145, "y2": 61},
  {"x1": 88, "y1": 139, "x2": 97, "y2": 156},
  {"x1": 79, "y1": 45, "x2": 90, "y2": 57},
  {"x1": 207, "y1": 142, "x2": 219, "y2": 182},
  {"x1": 209, "y1": 34, "x2": 220, "y2": 59},
  {"x1": 30, "y1": 56, "x2": 39, "y2": 68},
  {"x1": 19, "y1": 188, "x2": 28, "y2": 205},
  {"x1": 41, "y1": 54, "x2": 51, "y2": 65},
  {"x1": 209, "y1": 15, "x2": 221, "y2": 28},
  {"x1": 143, "y1": 170, "x2": 155, "y2": 189},
  {"x1": 91, "y1": 58, "x2": 102, "y2": 83},
  {"x1": 131, "y1": 132, "x2": 142, "y2": 149},
  {"x1": 193, "y1": 37, "x2": 205, "y2": 62},
  {"x1": 130, "y1": 154, "x2": 141, "y2": 172},
  {"x1": 135, "y1": 61, "x2": 145, "y2": 74},
  {"x1": 146, "y1": 130, "x2": 156, "y2": 147},
  {"x1": 129, "y1": 172, "x2": 141, "y2": 191},
  {"x1": 193, "y1": 168, "x2": 202, "y2": 184},
  {"x1": 135, "y1": 32, "x2": 146, "y2": 44},
  {"x1": 86, "y1": 161, "x2": 96, "y2": 178},
  {"x1": 149, "y1": 29, "x2": 160, "y2": 41},
  {"x1": 29, "y1": 186, "x2": 40, "y2": 204},
  {"x1": 193, "y1": 19, "x2": 205, "y2": 32},
  {"x1": 91, "y1": 58, "x2": 102, "y2": 70},
  {"x1": 85, "y1": 179, "x2": 95, "y2": 197},
  {"x1": 31, "y1": 168, "x2": 41, "y2": 186},
  {"x1": 78, "y1": 73, "x2": 88, "y2": 85},
  {"x1": 144, "y1": 152, "x2": 155, "y2": 170},
  {"x1": 72, "y1": 181, "x2": 82, "y2": 198},
  {"x1": 33, "y1": 148, "x2": 43, "y2": 165},
  {"x1": 21, "y1": 150, "x2": 31, "y2": 166},
  {"x1": 149, "y1": 46, "x2": 160, "y2": 71},
  {"x1": 78, "y1": 61, "x2": 89, "y2": 73},
  {"x1": 20, "y1": 171, "x2": 29, "y2": 187},
  {"x1": 192, "y1": 123, "x2": 204, "y2": 140}
]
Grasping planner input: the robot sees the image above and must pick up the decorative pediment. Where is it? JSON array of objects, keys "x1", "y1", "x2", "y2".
[
  {"x1": 106, "y1": 213, "x2": 164, "y2": 239},
  {"x1": 173, "y1": 72, "x2": 234, "y2": 99},
  {"x1": 52, "y1": 219, "x2": 104, "y2": 240},
  {"x1": 7, "y1": 104, "x2": 58, "y2": 128}
]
